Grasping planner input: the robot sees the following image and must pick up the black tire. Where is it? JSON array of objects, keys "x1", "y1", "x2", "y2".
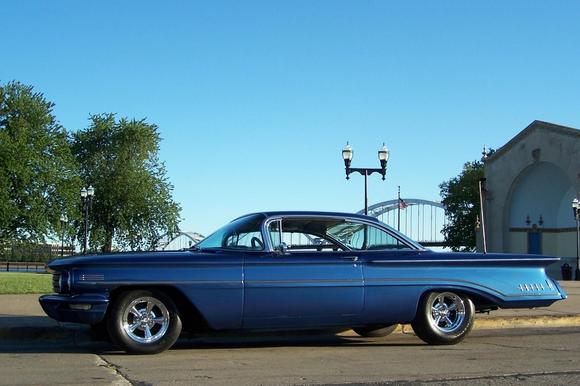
[
  {"x1": 353, "y1": 324, "x2": 397, "y2": 338},
  {"x1": 411, "y1": 291, "x2": 474, "y2": 345},
  {"x1": 107, "y1": 289, "x2": 182, "y2": 354}
]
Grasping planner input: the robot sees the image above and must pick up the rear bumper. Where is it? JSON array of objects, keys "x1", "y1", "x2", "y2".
[
  {"x1": 553, "y1": 280, "x2": 567, "y2": 300},
  {"x1": 39, "y1": 293, "x2": 109, "y2": 325}
]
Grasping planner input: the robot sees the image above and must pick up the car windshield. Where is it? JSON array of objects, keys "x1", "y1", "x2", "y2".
[{"x1": 195, "y1": 214, "x2": 265, "y2": 251}]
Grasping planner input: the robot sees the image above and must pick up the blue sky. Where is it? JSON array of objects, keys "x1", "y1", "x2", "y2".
[{"x1": 2, "y1": 1, "x2": 579, "y2": 235}]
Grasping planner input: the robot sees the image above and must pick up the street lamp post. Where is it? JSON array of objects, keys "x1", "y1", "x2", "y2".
[
  {"x1": 59, "y1": 214, "x2": 68, "y2": 257},
  {"x1": 80, "y1": 186, "x2": 95, "y2": 254},
  {"x1": 572, "y1": 198, "x2": 580, "y2": 281},
  {"x1": 342, "y1": 143, "x2": 390, "y2": 215}
]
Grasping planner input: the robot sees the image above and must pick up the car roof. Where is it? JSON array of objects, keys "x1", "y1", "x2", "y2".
[{"x1": 234, "y1": 211, "x2": 380, "y2": 222}]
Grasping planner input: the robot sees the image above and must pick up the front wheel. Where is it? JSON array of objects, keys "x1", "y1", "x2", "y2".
[
  {"x1": 411, "y1": 291, "x2": 474, "y2": 345},
  {"x1": 107, "y1": 289, "x2": 182, "y2": 354}
]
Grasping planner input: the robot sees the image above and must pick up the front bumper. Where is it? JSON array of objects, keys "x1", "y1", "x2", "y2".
[{"x1": 39, "y1": 293, "x2": 109, "y2": 325}]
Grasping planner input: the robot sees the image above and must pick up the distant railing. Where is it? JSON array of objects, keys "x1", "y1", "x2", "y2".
[
  {"x1": 0, "y1": 242, "x2": 74, "y2": 263},
  {"x1": 2, "y1": 261, "x2": 47, "y2": 272}
]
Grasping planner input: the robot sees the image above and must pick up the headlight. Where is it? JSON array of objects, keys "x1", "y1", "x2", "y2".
[
  {"x1": 52, "y1": 272, "x2": 61, "y2": 293},
  {"x1": 52, "y1": 271, "x2": 71, "y2": 294}
]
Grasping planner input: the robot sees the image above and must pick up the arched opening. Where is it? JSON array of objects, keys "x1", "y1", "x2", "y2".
[{"x1": 505, "y1": 162, "x2": 574, "y2": 254}]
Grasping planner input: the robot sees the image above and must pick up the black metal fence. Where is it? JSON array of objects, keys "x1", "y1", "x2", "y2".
[
  {"x1": 0, "y1": 242, "x2": 74, "y2": 264},
  {"x1": 1, "y1": 261, "x2": 47, "y2": 272}
]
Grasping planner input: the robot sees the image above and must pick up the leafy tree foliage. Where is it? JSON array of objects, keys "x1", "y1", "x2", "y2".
[
  {"x1": 0, "y1": 81, "x2": 80, "y2": 245},
  {"x1": 72, "y1": 114, "x2": 181, "y2": 252},
  {"x1": 439, "y1": 161, "x2": 484, "y2": 252}
]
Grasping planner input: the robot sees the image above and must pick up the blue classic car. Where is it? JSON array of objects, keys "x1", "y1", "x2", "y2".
[{"x1": 40, "y1": 211, "x2": 566, "y2": 354}]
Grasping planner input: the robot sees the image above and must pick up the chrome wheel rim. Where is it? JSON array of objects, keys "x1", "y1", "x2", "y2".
[
  {"x1": 122, "y1": 297, "x2": 170, "y2": 344},
  {"x1": 428, "y1": 292, "x2": 466, "y2": 333}
]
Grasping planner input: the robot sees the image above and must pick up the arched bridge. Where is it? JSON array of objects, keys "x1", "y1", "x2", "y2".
[
  {"x1": 153, "y1": 199, "x2": 448, "y2": 250},
  {"x1": 358, "y1": 199, "x2": 447, "y2": 247},
  {"x1": 153, "y1": 231, "x2": 205, "y2": 251}
]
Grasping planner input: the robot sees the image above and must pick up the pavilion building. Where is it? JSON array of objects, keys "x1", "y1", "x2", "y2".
[{"x1": 481, "y1": 120, "x2": 580, "y2": 279}]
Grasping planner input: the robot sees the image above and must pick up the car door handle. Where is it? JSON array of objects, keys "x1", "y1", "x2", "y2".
[{"x1": 341, "y1": 256, "x2": 359, "y2": 262}]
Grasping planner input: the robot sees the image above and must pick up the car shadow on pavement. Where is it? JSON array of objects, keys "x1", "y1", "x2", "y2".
[
  {"x1": 164, "y1": 328, "x2": 427, "y2": 352},
  {"x1": 0, "y1": 328, "x2": 424, "y2": 355},
  {"x1": 1, "y1": 325, "x2": 577, "y2": 355},
  {"x1": 172, "y1": 335, "x2": 425, "y2": 352}
]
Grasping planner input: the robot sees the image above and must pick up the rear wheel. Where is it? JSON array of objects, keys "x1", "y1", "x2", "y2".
[
  {"x1": 411, "y1": 291, "x2": 474, "y2": 345},
  {"x1": 353, "y1": 324, "x2": 397, "y2": 338},
  {"x1": 107, "y1": 289, "x2": 182, "y2": 354}
]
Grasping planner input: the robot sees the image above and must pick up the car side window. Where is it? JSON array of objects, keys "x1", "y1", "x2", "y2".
[
  {"x1": 268, "y1": 219, "x2": 345, "y2": 252},
  {"x1": 283, "y1": 231, "x2": 336, "y2": 252},
  {"x1": 327, "y1": 221, "x2": 410, "y2": 251}
]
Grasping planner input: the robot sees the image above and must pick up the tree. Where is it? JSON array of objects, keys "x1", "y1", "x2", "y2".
[
  {"x1": 72, "y1": 114, "x2": 181, "y2": 252},
  {"x1": 0, "y1": 81, "x2": 80, "y2": 245},
  {"x1": 439, "y1": 160, "x2": 484, "y2": 252}
]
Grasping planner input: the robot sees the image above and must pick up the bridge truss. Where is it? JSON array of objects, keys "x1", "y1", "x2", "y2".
[
  {"x1": 358, "y1": 199, "x2": 447, "y2": 247},
  {"x1": 154, "y1": 199, "x2": 448, "y2": 250},
  {"x1": 153, "y1": 231, "x2": 205, "y2": 251}
]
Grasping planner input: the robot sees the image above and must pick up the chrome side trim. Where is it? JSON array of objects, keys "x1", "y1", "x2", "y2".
[
  {"x1": 77, "y1": 280, "x2": 241, "y2": 286},
  {"x1": 76, "y1": 261, "x2": 244, "y2": 266},
  {"x1": 76, "y1": 277, "x2": 562, "y2": 299},
  {"x1": 365, "y1": 277, "x2": 561, "y2": 298},
  {"x1": 79, "y1": 274, "x2": 105, "y2": 281},
  {"x1": 81, "y1": 279, "x2": 362, "y2": 286},
  {"x1": 246, "y1": 279, "x2": 362, "y2": 284},
  {"x1": 369, "y1": 258, "x2": 560, "y2": 263}
]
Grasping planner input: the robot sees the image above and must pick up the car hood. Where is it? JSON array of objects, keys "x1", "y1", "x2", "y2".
[{"x1": 46, "y1": 250, "x2": 201, "y2": 270}]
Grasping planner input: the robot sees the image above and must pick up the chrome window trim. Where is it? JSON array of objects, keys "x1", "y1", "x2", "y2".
[
  {"x1": 263, "y1": 215, "x2": 352, "y2": 253},
  {"x1": 262, "y1": 217, "x2": 282, "y2": 252}
]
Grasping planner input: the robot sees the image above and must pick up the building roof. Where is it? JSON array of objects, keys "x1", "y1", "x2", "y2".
[{"x1": 485, "y1": 120, "x2": 580, "y2": 163}]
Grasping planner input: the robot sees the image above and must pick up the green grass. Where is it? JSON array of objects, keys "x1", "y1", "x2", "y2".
[{"x1": 0, "y1": 272, "x2": 52, "y2": 294}]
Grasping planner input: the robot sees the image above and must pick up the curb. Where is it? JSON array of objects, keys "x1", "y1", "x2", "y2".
[
  {"x1": 473, "y1": 314, "x2": 580, "y2": 329},
  {"x1": 384, "y1": 315, "x2": 580, "y2": 335}
]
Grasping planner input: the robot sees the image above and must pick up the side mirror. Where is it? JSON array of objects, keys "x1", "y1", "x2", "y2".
[{"x1": 277, "y1": 242, "x2": 289, "y2": 254}]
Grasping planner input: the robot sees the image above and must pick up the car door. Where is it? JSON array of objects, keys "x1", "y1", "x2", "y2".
[
  {"x1": 334, "y1": 220, "x2": 425, "y2": 324},
  {"x1": 242, "y1": 218, "x2": 364, "y2": 329}
]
